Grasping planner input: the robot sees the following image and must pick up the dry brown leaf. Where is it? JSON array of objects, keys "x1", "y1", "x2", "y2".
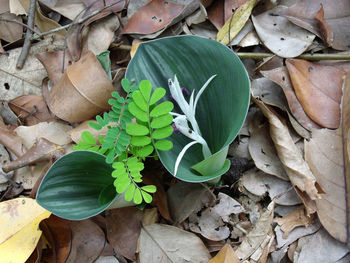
[
  {"x1": 40, "y1": 215, "x2": 71, "y2": 263},
  {"x1": 274, "y1": 206, "x2": 314, "y2": 238},
  {"x1": 105, "y1": 207, "x2": 143, "y2": 261},
  {"x1": 0, "y1": 144, "x2": 13, "y2": 183},
  {"x1": 137, "y1": 224, "x2": 211, "y2": 263},
  {"x1": 142, "y1": 208, "x2": 159, "y2": 226},
  {"x1": 47, "y1": 51, "x2": 114, "y2": 123},
  {"x1": 39, "y1": 0, "x2": 85, "y2": 21},
  {"x1": 261, "y1": 67, "x2": 320, "y2": 132},
  {"x1": 0, "y1": 124, "x2": 26, "y2": 157},
  {"x1": 9, "y1": 95, "x2": 55, "y2": 126},
  {"x1": 121, "y1": 0, "x2": 184, "y2": 35},
  {"x1": 0, "y1": 12, "x2": 23, "y2": 42},
  {"x1": 208, "y1": 244, "x2": 240, "y2": 263},
  {"x1": 66, "y1": 220, "x2": 105, "y2": 263},
  {"x1": 253, "y1": 98, "x2": 321, "y2": 215},
  {"x1": 286, "y1": 59, "x2": 344, "y2": 129},
  {"x1": 235, "y1": 201, "x2": 274, "y2": 261}
]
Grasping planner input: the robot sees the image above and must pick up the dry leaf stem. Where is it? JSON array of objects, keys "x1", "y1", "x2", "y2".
[{"x1": 16, "y1": 0, "x2": 36, "y2": 69}]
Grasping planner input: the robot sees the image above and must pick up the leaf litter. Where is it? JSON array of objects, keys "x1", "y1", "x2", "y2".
[{"x1": 1, "y1": 0, "x2": 350, "y2": 262}]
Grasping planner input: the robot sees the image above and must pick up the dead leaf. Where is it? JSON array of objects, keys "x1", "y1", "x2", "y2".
[
  {"x1": 253, "y1": 98, "x2": 321, "y2": 215},
  {"x1": 208, "y1": 244, "x2": 240, "y2": 263},
  {"x1": 252, "y1": 5, "x2": 315, "y2": 58},
  {"x1": 235, "y1": 201, "x2": 274, "y2": 260},
  {"x1": 274, "y1": 206, "x2": 314, "y2": 238},
  {"x1": 0, "y1": 197, "x2": 51, "y2": 263},
  {"x1": 65, "y1": 220, "x2": 105, "y2": 263},
  {"x1": 94, "y1": 256, "x2": 120, "y2": 263},
  {"x1": 137, "y1": 224, "x2": 211, "y2": 262},
  {"x1": 248, "y1": 122, "x2": 289, "y2": 181},
  {"x1": 0, "y1": 123, "x2": 26, "y2": 157},
  {"x1": 185, "y1": 3, "x2": 207, "y2": 26},
  {"x1": 0, "y1": 12, "x2": 23, "y2": 42},
  {"x1": 9, "y1": 95, "x2": 55, "y2": 126},
  {"x1": 261, "y1": 67, "x2": 320, "y2": 132},
  {"x1": 47, "y1": 51, "x2": 114, "y2": 123},
  {"x1": 0, "y1": 144, "x2": 13, "y2": 183},
  {"x1": 40, "y1": 215, "x2": 72, "y2": 263},
  {"x1": 285, "y1": 0, "x2": 350, "y2": 50},
  {"x1": 106, "y1": 207, "x2": 143, "y2": 261},
  {"x1": 39, "y1": 0, "x2": 85, "y2": 21},
  {"x1": 286, "y1": 59, "x2": 344, "y2": 129},
  {"x1": 121, "y1": 0, "x2": 184, "y2": 35},
  {"x1": 294, "y1": 228, "x2": 349, "y2": 263},
  {"x1": 216, "y1": 0, "x2": 258, "y2": 45},
  {"x1": 142, "y1": 208, "x2": 159, "y2": 226}
]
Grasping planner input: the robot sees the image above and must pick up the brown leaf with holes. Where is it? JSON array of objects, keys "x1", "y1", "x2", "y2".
[
  {"x1": 286, "y1": 59, "x2": 344, "y2": 129},
  {"x1": 106, "y1": 207, "x2": 143, "y2": 261},
  {"x1": 121, "y1": 0, "x2": 184, "y2": 35},
  {"x1": 40, "y1": 215, "x2": 71, "y2": 263},
  {"x1": 253, "y1": 98, "x2": 322, "y2": 215},
  {"x1": 274, "y1": 206, "x2": 314, "y2": 238},
  {"x1": 9, "y1": 95, "x2": 55, "y2": 126}
]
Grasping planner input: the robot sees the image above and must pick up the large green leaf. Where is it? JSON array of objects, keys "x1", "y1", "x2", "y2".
[
  {"x1": 126, "y1": 36, "x2": 250, "y2": 182},
  {"x1": 36, "y1": 151, "x2": 117, "y2": 220}
]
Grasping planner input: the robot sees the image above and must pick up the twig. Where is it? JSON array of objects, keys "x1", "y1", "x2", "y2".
[
  {"x1": 16, "y1": 0, "x2": 36, "y2": 69},
  {"x1": 0, "y1": 18, "x2": 41, "y2": 35}
]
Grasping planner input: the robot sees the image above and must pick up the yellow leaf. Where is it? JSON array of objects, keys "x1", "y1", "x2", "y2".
[
  {"x1": 216, "y1": 0, "x2": 258, "y2": 45},
  {"x1": 0, "y1": 198, "x2": 51, "y2": 263},
  {"x1": 208, "y1": 244, "x2": 241, "y2": 263}
]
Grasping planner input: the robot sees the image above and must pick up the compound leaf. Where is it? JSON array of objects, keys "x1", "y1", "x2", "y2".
[
  {"x1": 141, "y1": 191, "x2": 153, "y2": 203},
  {"x1": 150, "y1": 101, "x2": 174, "y2": 117},
  {"x1": 133, "y1": 188, "x2": 142, "y2": 204},
  {"x1": 132, "y1": 90, "x2": 148, "y2": 111},
  {"x1": 151, "y1": 113, "x2": 173, "y2": 129},
  {"x1": 141, "y1": 185, "x2": 157, "y2": 193},
  {"x1": 131, "y1": 136, "x2": 151, "y2": 146},
  {"x1": 124, "y1": 184, "x2": 135, "y2": 201},
  {"x1": 149, "y1": 88, "x2": 166, "y2": 105},
  {"x1": 138, "y1": 145, "x2": 154, "y2": 157},
  {"x1": 155, "y1": 140, "x2": 173, "y2": 151},
  {"x1": 152, "y1": 126, "x2": 174, "y2": 139},
  {"x1": 126, "y1": 123, "x2": 149, "y2": 136},
  {"x1": 139, "y1": 80, "x2": 152, "y2": 102}
]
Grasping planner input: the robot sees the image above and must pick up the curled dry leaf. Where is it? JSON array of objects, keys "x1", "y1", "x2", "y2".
[
  {"x1": 9, "y1": 95, "x2": 55, "y2": 126},
  {"x1": 252, "y1": 6, "x2": 315, "y2": 58},
  {"x1": 208, "y1": 244, "x2": 240, "y2": 263},
  {"x1": 286, "y1": 59, "x2": 344, "y2": 129},
  {"x1": 105, "y1": 207, "x2": 143, "y2": 261},
  {"x1": 274, "y1": 206, "x2": 314, "y2": 238},
  {"x1": 137, "y1": 224, "x2": 211, "y2": 263},
  {"x1": 0, "y1": 198, "x2": 51, "y2": 263},
  {"x1": 65, "y1": 220, "x2": 105, "y2": 263},
  {"x1": 253, "y1": 98, "x2": 321, "y2": 215},
  {"x1": 0, "y1": 123, "x2": 26, "y2": 157}
]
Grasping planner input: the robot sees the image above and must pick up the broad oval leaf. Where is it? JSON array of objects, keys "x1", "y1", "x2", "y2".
[
  {"x1": 152, "y1": 126, "x2": 174, "y2": 139},
  {"x1": 132, "y1": 90, "x2": 148, "y2": 112},
  {"x1": 150, "y1": 101, "x2": 174, "y2": 117},
  {"x1": 149, "y1": 88, "x2": 166, "y2": 105},
  {"x1": 36, "y1": 151, "x2": 118, "y2": 220},
  {"x1": 126, "y1": 123, "x2": 149, "y2": 136},
  {"x1": 131, "y1": 136, "x2": 152, "y2": 146},
  {"x1": 126, "y1": 36, "x2": 250, "y2": 182},
  {"x1": 155, "y1": 140, "x2": 173, "y2": 151},
  {"x1": 128, "y1": 102, "x2": 148, "y2": 122},
  {"x1": 151, "y1": 113, "x2": 173, "y2": 129}
]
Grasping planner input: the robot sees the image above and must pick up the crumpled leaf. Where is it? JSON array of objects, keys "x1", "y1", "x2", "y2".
[
  {"x1": 208, "y1": 244, "x2": 240, "y2": 263},
  {"x1": 0, "y1": 197, "x2": 51, "y2": 263},
  {"x1": 235, "y1": 201, "x2": 274, "y2": 261},
  {"x1": 216, "y1": 0, "x2": 258, "y2": 45},
  {"x1": 253, "y1": 98, "x2": 322, "y2": 215},
  {"x1": 285, "y1": 0, "x2": 350, "y2": 50},
  {"x1": 274, "y1": 206, "x2": 314, "y2": 238},
  {"x1": 137, "y1": 224, "x2": 211, "y2": 262},
  {"x1": 286, "y1": 59, "x2": 345, "y2": 129},
  {"x1": 252, "y1": 5, "x2": 315, "y2": 58},
  {"x1": 0, "y1": 12, "x2": 23, "y2": 42},
  {"x1": 106, "y1": 207, "x2": 143, "y2": 261}
]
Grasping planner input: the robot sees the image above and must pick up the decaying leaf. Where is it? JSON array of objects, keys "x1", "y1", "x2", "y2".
[
  {"x1": 0, "y1": 144, "x2": 13, "y2": 184},
  {"x1": 0, "y1": 12, "x2": 23, "y2": 43},
  {"x1": 208, "y1": 244, "x2": 240, "y2": 263},
  {"x1": 274, "y1": 206, "x2": 314, "y2": 238},
  {"x1": 253, "y1": 98, "x2": 321, "y2": 215},
  {"x1": 137, "y1": 224, "x2": 211, "y2": 262},
  {"x1": 252, "y1": 5, "x2": 315, "y2": 58},
  {"x1": 0, "y1": 197, "x2": 51, "y2": 263},
  {"x1": 0, "y1": 122, "x2": 26, "y2": 157},
  {"x1": 142, "y1": 208, "x2": 159, "y2": 226},
  {"x1": 216, "y1": 0, "x2": 258, "y2": 45},
  {"x1": 286, "y1": 59, "x2": 345, "y2": 129},
  {"x1": 106, "y1": 207, "x2": 143, "y2": 261}
]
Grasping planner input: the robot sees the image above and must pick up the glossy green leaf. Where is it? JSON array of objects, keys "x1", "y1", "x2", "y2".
[
  {"x1": 137, "y1": 145, "x2": 154, "y2": 158},
  {"x1": 141, "y1": 185, "x2": 157, "y2": 193},
  {"x1": 126, "y1": 123, "x2": 149, "y2": 136},
  {"x1": 155, "y1": 140, "x2": 173, "y2": 151},
  {"x1": 149, "y1": 88, "x2": 166, "y2": 105},
  {"x1": 128, "y1": 102, "x2": 148, "y2": 122},
  {"x1": 132, "y1": 90, "x2": 148, "y2": 111},
  {"x1": 139, "y1": 80, "x2": 152, "y2": 102},
  {"x1": 149, "y1": 101, "x2": 174, "y2": 117},
  {"x1": 36, "y1": 151, "x2": 118, "y2": 220},
  {"x1": 131, "y1": 136, "x2": 151, "y2": 146},
  {"x1": 126, "y1": 35, "x2": 250, "y2": 182},
  {"x1": 152, "y1": 126, "x2": 174, "y2": 139},
  {"x1": 151, "y1": 113, "x2": 173, "y2": 129}
]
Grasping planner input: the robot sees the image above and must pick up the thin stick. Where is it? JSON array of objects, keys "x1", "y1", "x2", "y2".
[{"x1": 16, "y1": 0, "x2": 36, "y2": 69}]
